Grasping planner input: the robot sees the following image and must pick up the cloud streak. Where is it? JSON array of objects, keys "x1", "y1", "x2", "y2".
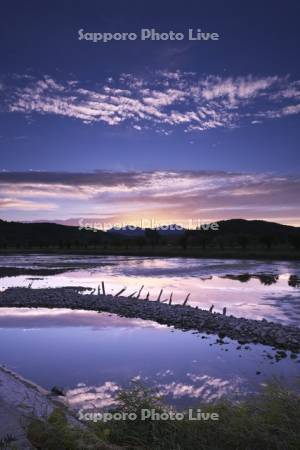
[
  {"x1": 0, "y1": 170, "x2": 299, "y2": 225},
  {"x1": 4, "y1": 71, "x2": 300, "y2": 133}
]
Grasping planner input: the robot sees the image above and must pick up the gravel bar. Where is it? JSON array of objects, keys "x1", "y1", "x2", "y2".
[{"x1": 1, "y1": 287, "x2": 300, "y2": 353}]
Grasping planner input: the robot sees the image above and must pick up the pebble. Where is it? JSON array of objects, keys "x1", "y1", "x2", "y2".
[{"x1": 0, "y1": 287, "x2": 300, "y2": 353}]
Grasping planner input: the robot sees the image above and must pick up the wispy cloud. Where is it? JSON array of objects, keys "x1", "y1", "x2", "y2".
[
  {"x1": 3, "y1": 71, "x2": 300, "y2": 133},
  {"x1": 0, "y1": 170, "x2": 299, "y2": 225},
  {"x1": 0, "y1": 197, "x2": 57, "y2": 211}
]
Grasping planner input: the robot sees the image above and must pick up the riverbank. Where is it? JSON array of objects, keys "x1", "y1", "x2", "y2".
[
  {"x1": 1, "y1": 246, "x2": 299, "y2": 261},
  {"x1": 1, "y1": 287, "x2": 300, "y2": 353},
  {"x1": 0, "y1": 365, "x2": 119, "y2": 450},
  {"x1": 0, "y1": 365, "x2": 78, "y2": 449},
  {"x1": 1, "y1": 365, "x2": 300, "y2": 450},
  {"x1": 25, "y1": 382, "x2": 300, "y2": 450}
]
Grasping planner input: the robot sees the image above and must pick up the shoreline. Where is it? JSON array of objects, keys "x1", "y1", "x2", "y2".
[
  {"x1": 1, "y1": 363, "x2": 299, "y2": 450},
  {"x1": 0, "y1": 364, "x2": 117, "y2": 450},
  {"x1": 1, "y1": 287, "x2": 300, "y2": 353},
  {"x1": 0, "y1": 364, "x2": 67, "y2": 449},
  {"x1": 0, "y1": 248, "x2": 300, "y2": 261}
]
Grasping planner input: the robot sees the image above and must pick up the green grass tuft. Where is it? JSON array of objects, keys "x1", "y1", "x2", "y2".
[{"x1": 26, "y1": 382, "x2": 300, "y2": 450}]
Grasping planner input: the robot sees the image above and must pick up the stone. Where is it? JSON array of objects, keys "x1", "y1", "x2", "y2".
[{"x1": 51, "y1": 386, "x2": 65, "y2": 396}]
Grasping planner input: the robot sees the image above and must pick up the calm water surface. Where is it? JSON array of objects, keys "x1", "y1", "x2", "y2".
[
  {"x1": 1, "y1": 254, "x2": 300, "y2": 324},
  {"x1": 0, "y1": 254, "x2": 299, "y2": 410},
  {"x1": 0, "y1": 308, "x2": 299, "y2": 410}
]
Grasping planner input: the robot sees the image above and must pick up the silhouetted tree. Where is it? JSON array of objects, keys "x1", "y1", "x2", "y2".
[
  {"x1": 237, "y1": 235, "x2": 250, "y2": 250},
  {"x1": 260, "y1": 234, "x2": 276, "y2": 250},
  {"x1": 136, "y1": 237, "x2": 146, "y2": 248},
  {"x1": 197, "y1": 236, "x2": 209, "y2": 250},
  {"x1": 288, "y1": 234, "x2": 300, "y2": 250},
  {"x1": 179, "y1": 235, "x2": 188, "y2": 250},
  {"x1": 145, "y1": 229, "x2": 160, "y2": 247}
]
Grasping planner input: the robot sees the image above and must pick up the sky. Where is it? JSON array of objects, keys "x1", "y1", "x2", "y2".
[{"x1": 0, "y1": 0, "x2": 300, "y2": 227}]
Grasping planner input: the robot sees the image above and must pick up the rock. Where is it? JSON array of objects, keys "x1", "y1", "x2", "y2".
[
  {"x1": 51, "y1": 386, "x2": 65, "y2": 396},
  {"x1": 1, "y1": 286, "x2": 300, "y2": 353},
  {"x1": 276, "y1": 350, "x2": 287, "y2": 359}
]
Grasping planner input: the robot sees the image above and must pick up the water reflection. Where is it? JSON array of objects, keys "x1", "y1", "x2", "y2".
[
  {"x1": 289, "y1": 275, "x2": 300, "y2": 287},
  {"x1": 0, "y1": 255, "x2": 299, "y2": 325},
  {"x1": 261, "y1": 294, "x2": 300, "y2": 323},
  {"x1": 66, "y1": 375, "x2": 246, "y2": 411},
  {"x1": 0, "y1": 308, "x2": 299, "y2": 410},
  {"x1": 157, "y1": 375, "x2": 245, "y2": 402},
  {"x1": 221, "y1": 273, "x2": 280, "y2": 285},
  {"x1": 67, "y1": 381, "x2": 120, "y2": 410},
  {"x1": 0, "y1": 308, "x2": 162, "y2": 330}
]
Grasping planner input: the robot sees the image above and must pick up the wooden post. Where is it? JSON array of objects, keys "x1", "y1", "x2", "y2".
[
  {"x1": 182, "y1": 293, "x2": 190, "y2": 306},
  {"x1": 115, "y1": 288, "x2": 126, "y2": 297},
  {"x1": 169, "y1": 292, "x2": 173, "y2": 305},
  {"x1": 128, "y1": 291, "x2": 137, "y2": 298},
  {"x1": 157, "y1": 289, "x2": 163, "y2": 302},
  {"x1": 137, "y1": 285, "x2": 144, "y2": 299},
  {"x1": 102, "y1": 281, "x2": 106, "y2": 296},
  {"x1": 145, "y1": 292, "x2": 150, "y2": 300},
  {"x1": 97, "y1": 285, "x2": 100, "y2": 295}
]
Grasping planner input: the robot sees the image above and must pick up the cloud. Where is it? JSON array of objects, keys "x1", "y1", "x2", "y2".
[
  {"x1": 0, "y1": 307, "x2": 158, "y2": 330},
  {"x1": 4, "y1": 71, "x2": 300, "y2": 133},
  {"x1": 66, "y1": 381, "x2": 120, "y2": 410},
  {"x1": 0, "y1": 170, "x2": 299, "y2": 225},
  {"x1": 200, "y1": 75, "x2": 280, "y2": 103},
  {"x1": 0, "y1": 197, "x2": 57, "y2": 211},
  {"x1": 157, "y1": 374, "x2": 245, "y2": 401}
]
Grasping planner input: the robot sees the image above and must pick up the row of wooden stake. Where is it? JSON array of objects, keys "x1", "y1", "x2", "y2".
[
  {"x1": 95, "y1": 282, "x2": 226, "y2": 314},
  {"x1": 95, "y1": 282, "x2": 191, "y2": 306}
]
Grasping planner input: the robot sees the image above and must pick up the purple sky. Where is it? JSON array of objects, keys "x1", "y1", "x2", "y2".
[{"x1": 0, "y1": 0, "x2": 299, "y2": 226}]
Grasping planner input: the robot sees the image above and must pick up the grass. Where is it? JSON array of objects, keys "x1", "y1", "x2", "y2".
[
  {"x1": 0, "y1": 434, "x2": 17, "y2": 450},
  {"x1": 26, "y1": 382, "x2": 300, "y2": 450},
  {"x1": 27, "y1": 408, "x2": 111, "y2": 450}
]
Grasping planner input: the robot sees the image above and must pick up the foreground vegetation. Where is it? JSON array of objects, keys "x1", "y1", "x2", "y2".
[{"x1": 26, "y1": 382, "x2": 300, "y2": 450}]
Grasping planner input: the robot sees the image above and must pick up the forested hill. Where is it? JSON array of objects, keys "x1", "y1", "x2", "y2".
[{"x1": 0, "y1": 218, "x2": 299, "y2": 250}]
